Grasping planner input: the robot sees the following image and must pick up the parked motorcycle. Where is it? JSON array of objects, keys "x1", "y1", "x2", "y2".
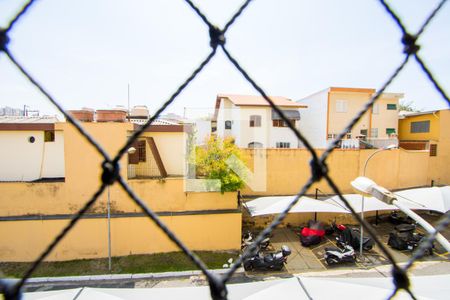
[
  {"x1": 243, "y1": 245, "x2": 291, "y2": 271},
  {"x1": 300, "y1": 220, "x2": 325, "y2": 247},
  {"x1": 334, "y1": 223, "x2": 374, "y2": 251},
  {"x1": 324, "y1": 244, "x2": 356, "y2": 265},
  {"x1": 389, "y1": 211, "x2": 413, "y2": 225},
  {"x1": 388, "y1": 223, "x2": 434, "y2": 255},
  {"x1": 241, "y1": 231, "x2": 271, "y2": 251}
]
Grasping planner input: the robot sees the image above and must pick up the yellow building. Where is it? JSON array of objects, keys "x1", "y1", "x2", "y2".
[
  {"x1": 399, "y1": 109, "x2": 450, "y2": 185},
  {"x1": 0, "y1": 116, "x2": 241, "y2": 262},
  {"x1": 298, "y1": 87, "x2": 403, "y2": 149}
]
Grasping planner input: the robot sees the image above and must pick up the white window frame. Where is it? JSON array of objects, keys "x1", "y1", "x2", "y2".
[
  {"x1": 372, "y1": 103, "x2": 379, "y2": 114},
  {"x1": 336, "y1": 100, "x2": 348, "y2": 113}
]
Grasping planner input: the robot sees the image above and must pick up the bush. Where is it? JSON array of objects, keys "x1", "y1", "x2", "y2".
[{"x1": 195, "y1": 135, "x2": 245, "y2": 193}]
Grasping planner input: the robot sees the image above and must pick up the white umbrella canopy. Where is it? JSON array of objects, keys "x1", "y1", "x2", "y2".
[
  {"x1": 23, "y1": 288, "x2": 82, "y2": 300},
  {"x1": 394, "y1": 186, "x2": 450, "y2": 213},
  {"x1": 245, "y1": 186, "x2": 449, "y2": 217},
  {"x1": 245, "y1": 196, "x2": 348, "y2": 217}
]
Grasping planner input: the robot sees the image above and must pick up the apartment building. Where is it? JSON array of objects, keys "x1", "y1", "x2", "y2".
[{"x1": 297, "y1": 87, "x2": 403, "y2": 149}]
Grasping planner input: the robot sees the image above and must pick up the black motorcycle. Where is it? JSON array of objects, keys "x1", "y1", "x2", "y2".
[
  {"x1": 335, "y1": 224, "x2": 374, "y2": 251},
  {"x1": 241, "y1": 231, "x2": 271, "y2": 251},
  {"x1": 243, "y1": 245, "x2": 291, "y2": 271},
  {"x1": 388, "y1": 223, "x2": 434, "y2": 255}
]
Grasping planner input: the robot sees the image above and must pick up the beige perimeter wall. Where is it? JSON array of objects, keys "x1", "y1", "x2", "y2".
[{"x1": 241, "y1": 148, "x2": 436, "y2": 196}]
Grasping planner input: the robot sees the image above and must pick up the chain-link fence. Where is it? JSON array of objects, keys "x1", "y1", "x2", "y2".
[{"x1": 0, "y1": 0, "x2": 449, "y2": 299}]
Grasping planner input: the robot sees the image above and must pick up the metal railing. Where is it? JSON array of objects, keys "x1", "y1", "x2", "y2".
[{"x1": 0, "y1": 1, "x2": 449, "y2": 299}]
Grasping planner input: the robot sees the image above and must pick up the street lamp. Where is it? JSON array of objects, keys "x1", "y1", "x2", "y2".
[
  {"x1": 351, "y1": 176, "x2": 450, "y2": 253},
  {"x1": 358, "y1": 144, "x2": 398, "y2": 259}
]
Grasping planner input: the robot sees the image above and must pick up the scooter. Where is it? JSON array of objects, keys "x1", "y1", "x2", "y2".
[
  {"x1": 324, "y1": 244, "x2": 356, "y2": 265},
  {"x1": 243, "y1": 245, "x2": 291, "y2": 271},
  {"x1": 241, "y1": 231, "x2": 271, "y2": 251}
]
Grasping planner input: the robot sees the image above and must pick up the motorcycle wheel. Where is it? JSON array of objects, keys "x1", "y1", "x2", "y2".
[
  {"x1": 243, "y1": 261, "x2": 253, "y2": 271},
  {"x1": 326, "y1": 257, "x2": 336, "y2": 265}
]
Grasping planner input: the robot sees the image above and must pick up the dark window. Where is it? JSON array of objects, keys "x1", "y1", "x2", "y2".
[
  {"x1": 410, "y1": 120, "x2": 430, "y2": 133},
  {"x1": 225, "y1": 120, "x2": 232, "y2": 130},
  {"x1": 248, "y1": 142, "x2": 263, "y2": 148},
  {"x1": 137, "y1": 140, "x2": 146, "y2": 162},
  {"x1": 28, "y1": 136, "x2": 35, "y2": 143},
  {"x1": 44, "y1": 130, "x2": 55, "y2": 142},
  {"x1": 249, "y1": 115, "x2": 261, "y2": 127},
  {"x1": 386, "y1": 128, "x2": 396, "y2": 135},
  {"x1": 273, "y1": 119, "x2": 295, "y2": 127},
  {"x1": 387, "y1": 104, "x2": 397, "y2": 110},
  {"x1": 430, "y1": 144, "x2": 437, "y2": 157},
  {"x1": 276, "y1": 142, "x2": 290, "y2": 148}
]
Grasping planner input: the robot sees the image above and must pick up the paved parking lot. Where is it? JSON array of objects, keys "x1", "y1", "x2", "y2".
[{"x1": 246, "y1": 212, "x2": 450, "y2": 275}]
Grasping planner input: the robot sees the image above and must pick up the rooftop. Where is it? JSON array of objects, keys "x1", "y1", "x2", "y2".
[
  {"x1": 0, "y1": 116, "x2": 59, "y2": 124},
  {"x1": 216, "y1": 94, "x2": 307, "y2": 108}
]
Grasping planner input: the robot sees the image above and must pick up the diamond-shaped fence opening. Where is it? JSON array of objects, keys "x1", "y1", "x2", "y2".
[{"x1": 0, "y1": 0, "x2": 449, "y2": 299}]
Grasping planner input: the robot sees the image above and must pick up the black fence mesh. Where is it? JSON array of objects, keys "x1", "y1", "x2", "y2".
[{"x1": 1, "y1": 0, "x2": 449, "y2": 299}]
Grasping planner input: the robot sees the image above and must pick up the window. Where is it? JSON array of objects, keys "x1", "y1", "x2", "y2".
[
  {"x1": 248, "y1": 142, "x2": 263, "y2": 148},
  {"x1": 327, "y1": 133, "x2": 336, "y2": 139},
  {"x1": 137, "y1": 140, "x2": 146, "y2": 162},
  {"x1": 249, "y1": 115, "x2": 261, "y2": 127},
  {"x1": 410, "y1": 120, "x2": 430, "y2": 133},
  {"x1": 430, "y1": 144, "x2": 437, "y2": 156},
  {"x1": 276, "y1": 142, "x2": 290, "y2": 148},
  {"x1": 273, "y1": 119, "x2": 295, "y2": 127},
  {"x1": 346, "y1": 133, "x2": 352, "y2": 139},
  {"x1": 370, "y1": 128, "x2": 378, "y2": 138},
  {"x1": 44, "y1": 130, "x2": 55, "y2": 142},
  {"x1": 336, "y1": 100, "x2": 348, "y2": 113},
  {"x1": 372, "y1": 104, "x2": 379, "y2": 114},
  {"x1": 225, "y1": 120, "x2": 232, "y2": 130},
  {"x1": 387, "y1": 103, "x2": 397, "y2": 110},
  {"x1": 386, "y1": 128, "x2": 396, "y2": 135}
]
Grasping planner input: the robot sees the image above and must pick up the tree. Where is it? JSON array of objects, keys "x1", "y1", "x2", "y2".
[
  {"x1": 195, "y1": 135, "x2": 245, "y2": 193},
  {"x1": 399, "y1": 100, "x2": 421, "y2": 112}
]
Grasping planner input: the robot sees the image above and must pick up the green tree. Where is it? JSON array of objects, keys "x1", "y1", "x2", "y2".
[{"x1": 195, "y1": 135, "x2": 245, "y2": 193}]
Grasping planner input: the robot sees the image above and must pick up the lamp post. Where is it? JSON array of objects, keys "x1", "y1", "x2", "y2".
[
  {"x1": 351, "y1": 176, "x2": 450, "y2": 253},
  {"x1": 359, "y1": 144, "x2": 397, "y2": 259}
]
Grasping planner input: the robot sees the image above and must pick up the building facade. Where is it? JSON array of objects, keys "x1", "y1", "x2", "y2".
[
  {"x1": 297, "y1": 87, "x2": 403, "y2": 149},
  {"x1": 214, "y1": 94, "x2": 307, "y2": 148},
  {"x1": 399, "y1": 109, "x2": 450, "y2": 185},
  {"x1": 0, "y1": 114, "x2": 241, "y2": 262}
]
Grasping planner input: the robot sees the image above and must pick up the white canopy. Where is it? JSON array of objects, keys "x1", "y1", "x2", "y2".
[
  {"x1": 245, "y1": 186, "x2": 449, "y2": 217},
  {"x1": 23, "y1": 274, "x2": 450, "y2": 299},
  {"x1": 245, "y1": 196, "x2": 348, "y2": 217}
]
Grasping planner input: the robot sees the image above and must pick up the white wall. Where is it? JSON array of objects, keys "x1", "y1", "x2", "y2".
[
  {"x1": 42, "y1": 131, "x2": 65, "y2": 178},
  {"x1": 0, "y1": 130, "x2": 65, "y2": 181},
  {"x1": 297, "y1": 89, "x2": 328, "y2": 148},
  {"x1": 239, "y1": 107, "x2": 269, "y2": 148},
  {"x1": 149, "y1": 132, "x2": 186, "y2": 176},
  {"x1": 193, "y1": 120, "x2": 211, "y2": 145}
]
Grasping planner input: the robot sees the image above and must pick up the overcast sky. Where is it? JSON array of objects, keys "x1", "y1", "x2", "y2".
[{"x1": 0, "y1": 0, "x2": 449, "y2": 118}]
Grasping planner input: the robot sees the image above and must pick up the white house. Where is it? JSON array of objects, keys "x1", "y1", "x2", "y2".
[
  {"x1": 0, "y1": 116, "x2": 65, "y2": 181},
  {"x1": 214, "y1": 94, "x2": 307, "y2": 148}
]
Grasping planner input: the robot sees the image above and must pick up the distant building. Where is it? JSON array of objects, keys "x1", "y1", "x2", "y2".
[
  {"x1": 0, "y1": 116, "x2": 64, "y2": 181},
  {"x1": 0, "y1": 106, "x2": 24, "y2": 116},
  {"x1": 214, "y1": 94, "x2": 307, "y2": 148},
  {"x1": 297, "y1": 87, "x2": 403, "y2": 149}
]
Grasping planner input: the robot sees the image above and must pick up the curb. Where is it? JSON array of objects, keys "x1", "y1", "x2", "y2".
[{"x1": 26, "y1": 268, "x2": 246, "y2": 284}]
